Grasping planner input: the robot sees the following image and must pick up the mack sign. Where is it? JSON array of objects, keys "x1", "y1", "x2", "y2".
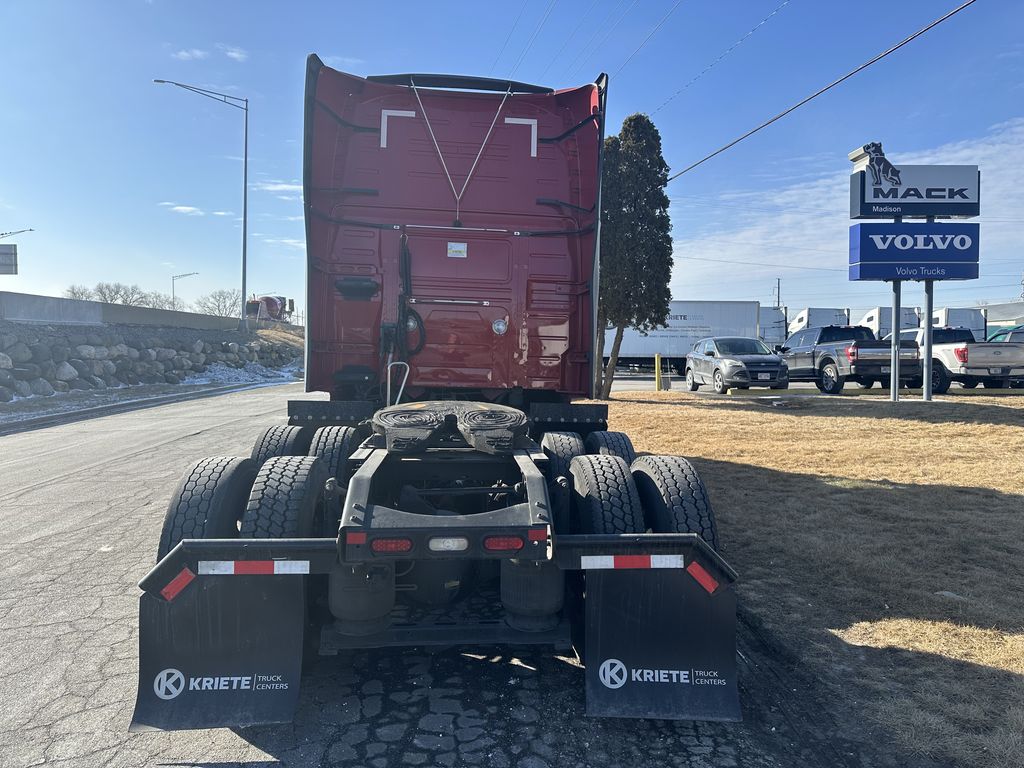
[
  {"x1": 848, "y1": 143, "x2": 979, "y2": 219},
  {"x1": 849, "y1": 223, "x2": 979, "y2": 281}
]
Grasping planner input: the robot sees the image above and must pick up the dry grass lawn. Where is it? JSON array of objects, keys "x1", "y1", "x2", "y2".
[{"x1": 603, "y1": 389, "x2": 1024, "y2": 768}]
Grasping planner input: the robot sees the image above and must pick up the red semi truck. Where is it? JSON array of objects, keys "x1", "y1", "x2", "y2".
[{"x1": 132, "y1": 56, "x2": 739, "y2": 730}]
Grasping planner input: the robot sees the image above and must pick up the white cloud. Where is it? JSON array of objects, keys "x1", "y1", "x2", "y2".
[
  {"x1": 217, "y1": 44, "x2": 248, "y2": 62},
  {"x1": 157, "y1": 201, "x2": 176, "y2": 206},
  {"x1": 172, "y1": 48, "x2": 208, "y2": 61},
  {"x1": 169, "y1": 205, "x2": 204, "y2": 216},
  {"x1": 324, "y1": 55, "x2": 364, "y2": 69},
  {"x1": 262, "y1": 237, "x2": 306, "y2": 251},
  {"x1": 668, "y1": 118, "x2": 1024, "y2": 310},
  {"x1": 251, "y1": 180, "x2": 302, "y2": 193},
  {"x1": 276, "y1": 195, "x2": 301, "y2": 202},
  {"x1": 211, "y1": 210, "x2": 233, "y2": 216}
]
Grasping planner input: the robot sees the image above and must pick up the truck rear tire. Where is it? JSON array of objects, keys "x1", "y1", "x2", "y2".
[
  {"x1": 251, "y1": 425, "x2": 315, "y2": 468},
  {"x1": 962, "y1": 379, "x2": 979, "y2": 389},
  {"x1": 631, "y1": 455, "x2": 719, "y2": 550},
  {"x1": 857, "y1": 379, "x2": 875, "y2": 389},
  {"x1": 308, "y1": 426, "x2": 359, "y2": 483},
  {"x1": 584, "y1": 430, "x2": 637, "y2": 464},
  {"x1": 932, "y1": 362, "x2": 951, "y2": 394},
  {"x1": 569, "y1": 454, "x2": 644, "y2": 535},
  {"x1": 540, "y1": 431, "x2": 584, "y2": 534},
  {"x1": 158, "y1": 456, "x2": 257, "y2": 560},
  {"x1": 501, "y1": 559, "x2": 564, "y2": 631},
  {"x1": 817, "y1": 362, "x2": 845, "y2": 395},
  {"x1": 240, "y1": 455, "x2": 328, "y2": 538}
]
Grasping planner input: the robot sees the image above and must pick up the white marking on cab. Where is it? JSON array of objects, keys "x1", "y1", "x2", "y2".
[
  {"x1": 380, "y1": 109, "x2": 416, "y2": 148},
  {"x1": 504, "y1": 117, "x2": 538, "y2": 157}
]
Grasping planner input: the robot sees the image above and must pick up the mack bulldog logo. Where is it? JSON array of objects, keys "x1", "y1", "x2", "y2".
[{"x1": 863, "y1": 142, "x2": 901, "y2": 187}]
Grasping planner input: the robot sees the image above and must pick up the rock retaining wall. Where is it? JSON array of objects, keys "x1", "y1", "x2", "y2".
[{"x1": 0, "y1": 321, "x2": 301, "y2": 403}]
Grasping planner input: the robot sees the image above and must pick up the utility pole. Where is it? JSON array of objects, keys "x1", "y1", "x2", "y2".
[{"x1": 774, "y1": 277, "x2": 781, "y2": 308}]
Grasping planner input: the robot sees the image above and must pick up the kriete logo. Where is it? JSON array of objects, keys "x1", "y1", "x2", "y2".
[
  {"x1": 597, "y1": 659, "x2": 694, "y2": 689},
  {"x1": 868, "y1": 233, "x2": 973, "y2": 251},
  {"x1": 152, "y1": 668, "x2": 289, "y2": 700}
]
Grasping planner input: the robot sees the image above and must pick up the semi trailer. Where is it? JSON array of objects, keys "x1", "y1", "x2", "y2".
[{"x1": 131, "y1": 56, "x2": 740, "y2": 731}]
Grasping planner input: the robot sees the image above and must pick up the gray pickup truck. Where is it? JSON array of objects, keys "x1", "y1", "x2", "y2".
[{"x1": 777, "y1": 325, "x2": 920, "y2": 394}]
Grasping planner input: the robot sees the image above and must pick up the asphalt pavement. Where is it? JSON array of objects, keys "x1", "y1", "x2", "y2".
[{"x1": 0, "y1": 384, "x2": 913, "y2": 768}]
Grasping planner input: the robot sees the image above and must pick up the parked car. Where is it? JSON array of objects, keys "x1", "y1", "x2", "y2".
[
  {"x1": 987, "y1": 324, "x2": 1024, "y2": 343},
  {"x1": 777, "y1": 325, "x2": 920, "y2": 395},
  {"x1": 887, "y1": 326, "x2": 1024, "y2": 392},
  {"x1": 685, "y1": 336, "x2": 788, "y2": 394}
]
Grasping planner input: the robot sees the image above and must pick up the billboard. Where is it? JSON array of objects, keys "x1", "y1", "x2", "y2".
[
  {"x1": 848, "y1": 143, "x2": 979, "y2": 219},
  {"x1": 849, "y1": 223, "x2": 979, "y2": 281},
  {"x1": 0, "y1": 244, "x2": 16, "y2": 275}
]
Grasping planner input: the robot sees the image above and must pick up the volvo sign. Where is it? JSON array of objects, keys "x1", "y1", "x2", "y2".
[
  {"x1": 849, "y1": 222, "x2": 980, "y2": 281},
  {"x1": 849, "y1": 143, "x2": 979, "y2": 219}
]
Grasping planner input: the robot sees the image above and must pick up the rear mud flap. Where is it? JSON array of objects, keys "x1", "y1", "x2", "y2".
[
  {"x1": 584, "y1": 568, "x2": 740, "y2": 721},
  {"x1": 130, "y1": 574, "x2": 305, "y2": 732}
]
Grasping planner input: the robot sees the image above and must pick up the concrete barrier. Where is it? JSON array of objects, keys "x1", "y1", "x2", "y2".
[{"x1": 0, "y1": 292, "x2": 239, "y2": 330}]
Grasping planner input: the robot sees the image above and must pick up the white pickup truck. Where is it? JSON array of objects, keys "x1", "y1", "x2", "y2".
[{"x1": 891, "y1": 327, "x2": 1024, "y2": 392}]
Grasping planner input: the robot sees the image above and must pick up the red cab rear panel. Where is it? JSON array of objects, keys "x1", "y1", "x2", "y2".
[{"x1": 302, "y1": 56, "x2": 606, "y2": 402}]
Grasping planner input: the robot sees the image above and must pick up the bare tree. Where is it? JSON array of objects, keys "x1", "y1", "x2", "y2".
[
  {"x1": 64, "y1": 285, "x2": 96, "y2": 301},
  {"x1": 91, "y1": 281, "x2": 147, "y2": 305},
  {"x1": 194, "y1": 288, "x2": 242, "y2": 317},
  {"x1": 141, "y1": 291, "x2": 177, "y2": 310}
]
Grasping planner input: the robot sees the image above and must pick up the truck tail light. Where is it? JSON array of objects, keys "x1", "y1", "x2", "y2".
[
  {"x1": 483, "y1": 535, "x2": 524, "y2": 552},
  {"x1": 845, "y1": 345, "x2": 857, "y2": 362},
  {"x1": 371, "y1": 537, "x2": 414, "y2": 553},
  {"x1": 954, "y1": 346, "x2": 969, "y2": 364}
]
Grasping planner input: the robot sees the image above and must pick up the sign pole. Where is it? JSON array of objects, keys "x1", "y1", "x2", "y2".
[
  {"x1": 923, "y1": 279, "x2": 934, "y2": 401},
  {"x1": 890, "y1": 279, "x2": 901, "y2": 402}
]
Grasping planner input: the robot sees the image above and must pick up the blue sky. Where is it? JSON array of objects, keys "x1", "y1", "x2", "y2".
[{"x1": 1, "y1": 0, "x2": 1021, "y2": 318}]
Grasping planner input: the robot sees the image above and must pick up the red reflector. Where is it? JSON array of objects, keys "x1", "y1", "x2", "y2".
[
  {"x1": 686, "y1": 561, "x2": 720, "y2": 594},
  {"x1": 234, "y1": 560, "x2": 275, "y2": 575},
  {"x1": 483, "y1": 535, "x2": 524, "y2": 551},
  {"x1": 371, "y1": 537, "x2": 413, "y2": 553},
  {"x1": 527, "y1": 528, "x2": 547, "y2": 542},
  {"x1": 614, "y1": 554, "x2": 651, "y2": 569},
  {"x1": 160, "y1": 567, "x2": 195, "y2": 601},
  {"x1": 347, "y1": 531, "x2": 367, "y2": 545}
]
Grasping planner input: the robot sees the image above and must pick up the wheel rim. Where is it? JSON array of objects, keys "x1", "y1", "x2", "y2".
[
  {"x1": 686, "y1": 370, "x2": 693, "y2": 387},
  {"x1": 714, "y1": 371, "x2": 723, "y2": 389},
  {"x1": 823, "y1": 368, "x2": 836, "y2": 388}
]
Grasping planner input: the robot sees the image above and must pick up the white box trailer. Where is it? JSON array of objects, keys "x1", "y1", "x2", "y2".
[
  {"x1": 606, "y1": 300, "x2": 761, "y2": 373},
  {"x1": 856, "y1": 307, "x2": 920, "y2": 339},
  {"x1": 758, "y1": 306, "x2": 788, "y2": 345},
  {"x1": 933, "y1": 307, "x2": 987, "y2": 341},
  {"x1": 787, "y1": 307, "x2": 850, "y2": 335}
]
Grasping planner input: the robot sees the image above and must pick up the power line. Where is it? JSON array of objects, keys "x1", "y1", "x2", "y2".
[
  {"x1": 509, "y1": 0, "x2": 558, "y2": 78},
  {"x1": 538, "y1": 0, "x2": 601, "y2": 80},
  {"x1": 567, "y1": 0, "x2": 641, "y2": 79},
  {"x1": 667, "y1": 0, "x2": 980, "y2": 182},
  {"x1": 680, "y1": 255, "x2": 846, "y2": 272},
  {"x1": 652, "y1": 0, "x2": 792, "y2": 115},
  {"x1": 488, "y1": 0, "x2": 529, "y2": 75},
  {"x1": 612, "y1": 0, "x2": 688, "y2": 78}
]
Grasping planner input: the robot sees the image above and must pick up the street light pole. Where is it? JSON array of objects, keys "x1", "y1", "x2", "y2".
[
  {"x1": 154, "y1": 79, "x2": 249, "y2": 332},
  {"x1": 171, "y1": 271, "x2": 199, "y2": 311}
]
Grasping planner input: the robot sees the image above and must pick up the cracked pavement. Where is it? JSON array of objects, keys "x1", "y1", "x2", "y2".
[{"x1": 1, "y1": 384, "x2": 912, "y2": 768}]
